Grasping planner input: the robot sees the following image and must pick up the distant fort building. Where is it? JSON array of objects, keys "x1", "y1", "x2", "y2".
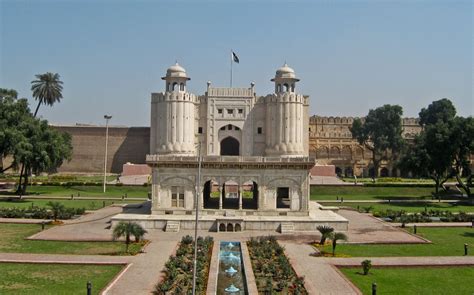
[{"x1": 52, "y1": 118, "x2": 421, "y2": 178}]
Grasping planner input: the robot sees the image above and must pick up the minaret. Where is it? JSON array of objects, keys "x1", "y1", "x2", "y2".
[
  {"x1": 265, "y1": 63, "x2": 305, "y2": 157},
  {"x1": 150, "y1": 63, "x2": 196, "y2": 155}
]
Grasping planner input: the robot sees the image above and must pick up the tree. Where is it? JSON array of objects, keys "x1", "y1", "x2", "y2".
[
  {"x1": 330, "y1": 232, "x2": 348, "y2": 256},
  {"x1": 30, "y1": 72, "x2": 64, "y2": 117},
  {"x1": 0, "y1": 96, "x2": 32, "y2": 173},
  {"x1": 112, "y1": 221, "x2": 147, "y2": 253},
  {"x1": 399, "y1": 98, "x2": 473, "y2": 198},
  {"x1": 15, "y1": 73, "x2": 64, "y2": 192},
  {"x1": 350, "y1": 105, "x2": 405, "y2": 178},
  {"x1": 15, "y1": 118, "x2": 72, "y2": 193},
  {"x1": 450, "y1": 117, "x2": 474, "y2": 198},
  {"x1": 316, "y1": 225, "x2": 334, "y2": 245},
  {"x1": 0, "y1": 88, "x2": 18, "y2": 99},
  {"x1": 399, "y1": 124, "x2": 454, "y2": 196},
  {"x1": 419, "y1": 98, "x2": 456, "y2": 126},
  {"x1": 47, "y1": 201, "x2": 65, "y2": 221}
]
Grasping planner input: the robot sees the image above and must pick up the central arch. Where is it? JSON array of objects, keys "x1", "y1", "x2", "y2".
[{"x1": 220, "y1": 136, "x2": 240, "y2": 156}]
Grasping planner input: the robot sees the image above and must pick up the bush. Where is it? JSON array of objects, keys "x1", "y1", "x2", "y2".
[
  {"x1": 364, "y1": 183, "x2": 435, "y2": 188},
  {"x1": 361, "y1": 259, "x2": 372, "y2": 275},
  {"x1": 0, "y1": 206, "x2": 85, "y2": 220}
]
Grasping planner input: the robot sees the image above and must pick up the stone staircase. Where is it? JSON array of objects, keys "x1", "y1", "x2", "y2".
[
  {"x1": 280, "y1": 222, "x2": 295, "y2": 234},
  {"x1": 165, "y1": 221, "x2": 180, "y2": 232}
]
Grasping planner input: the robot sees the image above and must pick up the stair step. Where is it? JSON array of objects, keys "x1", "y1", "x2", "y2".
[
  {"x1": 165, "y1": 221, "x2": 180, "y2": 232},
  {"x1": 280, "y1": 222, "x2": 295, "y2": 234}
]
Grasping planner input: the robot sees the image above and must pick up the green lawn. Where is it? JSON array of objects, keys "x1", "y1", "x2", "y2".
[
  {"x1": 0, "y1": 223, "x2": 143, "y2": 255},
  {"x1": 0, "y1": 198, "x2": 144, "y2": 210},
  {"x1": 1, "y1": 185, "x2": 149, "y2": 198},
  {"x1": 340, "y1": 266, "x2": 474, "y2": 295},
  {"x1": 319, "y1": 227, "x2": 474, "y2": 257},
  {"x1": 310, "y1": 186, "x2": 449, "y2": 201},
  {"x1": 320, "y1": 202, "x2": 474, "y2": 213},
  {"x1": 0, "y1": 262, "x2": 123, "y2": 295}
]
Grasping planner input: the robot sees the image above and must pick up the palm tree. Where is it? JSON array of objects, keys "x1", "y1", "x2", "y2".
[
  {"x1": 31, "y1": 72, "x2": 63, "y2": 117},
  {"x1": 316, "y1": 225, "x2": 334, "y2": 245},
  {"x1": 330, "y1": 232, "x2": 348, "y2": 256},
  {"x1": 17, "y1": 73, "x2": 64, "y2": 194},
  {"x1": 46, "y1": 201, "x2": 65, "y2": 221},
  {"x1": 112, "y1": 221, "x2": 147, "y2": 253}
]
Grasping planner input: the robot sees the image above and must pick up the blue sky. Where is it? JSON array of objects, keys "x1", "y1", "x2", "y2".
[{"x1": 1, "y1": 0, "x2": 472, "y2": 126}]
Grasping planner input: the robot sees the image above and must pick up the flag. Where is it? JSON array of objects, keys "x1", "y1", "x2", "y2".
[{"x1": 232, "y1": 51, "x2": 239, "y2": 63}]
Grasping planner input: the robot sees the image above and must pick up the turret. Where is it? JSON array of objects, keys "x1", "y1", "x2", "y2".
[
  {"x1": 265, "y1": 64, "x2": 306, "y2": 157},
  {"x1": 150, "y1": 63, "x2": 196, "y2": 155}
]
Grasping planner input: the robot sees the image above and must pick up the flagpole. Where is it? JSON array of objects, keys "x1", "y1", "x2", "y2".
[{"x1": 230, "y1": 50, "x2": 233, "y2": 87}]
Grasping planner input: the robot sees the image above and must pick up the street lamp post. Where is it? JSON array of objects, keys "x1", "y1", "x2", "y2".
[
  {"x1": 103, "y1": 115, "x2": 112, "y2": 193},
  {"x1": 192, "y1": 142, "x2": 202, "y2": 295}
]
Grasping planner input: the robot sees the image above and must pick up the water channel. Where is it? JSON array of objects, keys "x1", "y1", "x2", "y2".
[{"x1": 216, "y1": 241, "x2": 248, "y2": 295}]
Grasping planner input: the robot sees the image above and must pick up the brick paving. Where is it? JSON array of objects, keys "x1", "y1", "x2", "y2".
[
  {"x1": 281, "y1": 242, "x2": 362, "y2": 295},
  {"x1": 0, "y1": 252, "x2": 130, "y2": 265},
  {"x1": 28, "y1": 206, "x2": 123, "y2": 241},
  {"x1": 338, "y1": 209, "x2": 427, "y2": 244},
  {"x1": 0, "y1": 218, "x2": 52, "y2": 224}
]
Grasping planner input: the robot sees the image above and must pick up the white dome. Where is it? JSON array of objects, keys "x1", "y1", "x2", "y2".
[
  {"x1": 277, "y1": 63, "x2": 295, "y2": 75},
  {"x1": 162, "y1": 63, "x2": 190, "y2": 80},
  {"x1": 271, "y1": 63, "x2": 299, "y2": 81}
]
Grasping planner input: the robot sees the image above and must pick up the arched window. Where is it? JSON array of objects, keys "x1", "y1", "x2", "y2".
[
  {"x1": 277, "y1": 84, "x2": 281, "y2": 92},
  {"x1": 291, "y1": 83, "x2": 295, "y2": 92},
  {"x1": 179, "y1": 83, "x2": 184, "y2": 91},
  {"x1": 283, "y1": 83, "x2": 289, "y2": 92},
  {"x1": 172, "y1": 82, "x2": 178, "y2": 91}
]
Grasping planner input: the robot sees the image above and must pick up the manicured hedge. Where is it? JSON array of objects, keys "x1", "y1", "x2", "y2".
[
  {"x1": 0, "y1": 206, "x2": 85, "y2": 219},
  {"x1": 373, "y1": 209, "x2": 474, "y2": 223}
]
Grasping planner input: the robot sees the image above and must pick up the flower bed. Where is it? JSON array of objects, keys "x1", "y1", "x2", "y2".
[
  {"x1": 247, "y1": 236, "x2": 307, "y2": 294},
  {"x1": 154, "y1": 235, "x2": 213, "y2": 295}
]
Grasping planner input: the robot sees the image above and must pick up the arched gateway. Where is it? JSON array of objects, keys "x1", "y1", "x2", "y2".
[{"x1": 220, "y1": 136, "x2": 239, "y2": 156}]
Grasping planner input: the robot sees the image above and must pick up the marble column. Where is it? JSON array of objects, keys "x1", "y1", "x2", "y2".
[
  {"x1": 219, "y1": 186, "x2": 223, "y2": 210},
  {"x1": 238, "y1": 186, "x2": 243, "y2": 210}
]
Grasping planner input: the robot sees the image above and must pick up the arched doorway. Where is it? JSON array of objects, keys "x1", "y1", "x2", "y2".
[
  {"x1": 222, "y1": 180, "x2": 239, "y2": 209},
  {"x1": 242, "y1": 181, "x2": 258, "y2": 210},
  {"x1": 220, "y1": 137, "x2": 239, "y2": 156},
  {"x1": 203, "y1": 180, "x2": 219, "y2": 209}
]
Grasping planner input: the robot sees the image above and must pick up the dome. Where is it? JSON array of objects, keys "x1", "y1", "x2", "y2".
[
  {"x1": 271, "y1": 63, "x2": 299, "y2": 81},
  {"x1": 162, "y1": 63, "x2": 190, "y2": 80}
]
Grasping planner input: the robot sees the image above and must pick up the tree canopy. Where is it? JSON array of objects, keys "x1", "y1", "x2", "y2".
[
  {"x1": 350, "y1": 104, "x2": 405, "y2": 178},
  {"x1": 399, "y1": 98, "x2": 473, "y2": 198},
  {"x1": 0, "y1": 89, "x2": 72, "y2": 192},
  {"x1": 31, "y1": 72, "x2": 63, "y2": 117}
]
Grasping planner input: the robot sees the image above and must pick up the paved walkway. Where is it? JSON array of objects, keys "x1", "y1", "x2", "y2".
[
  {"x1": 338, "y1": 210, "x2": 427, "y2": 244},
  {"x1": 0, "y1": 218, "x2": 52, "y2": 224},
  {"x1": 282, "y1": 241, "x2": 474, "y2": 295},
  {"x1": 104, "y1": 232, "x2": 178, "y2": 295},
  {"x1": 29, "y1": 206, "x2": 123, "y2": 241},
  {"x1": 281, "y1": 242, "x2": 361, "y2": 295},
  {"x1": 0, "y1": 252, "x2": 130, "y2": 265},
  {"x1": 310, "y1": 176, "x2": 353, "y2": 185}
]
